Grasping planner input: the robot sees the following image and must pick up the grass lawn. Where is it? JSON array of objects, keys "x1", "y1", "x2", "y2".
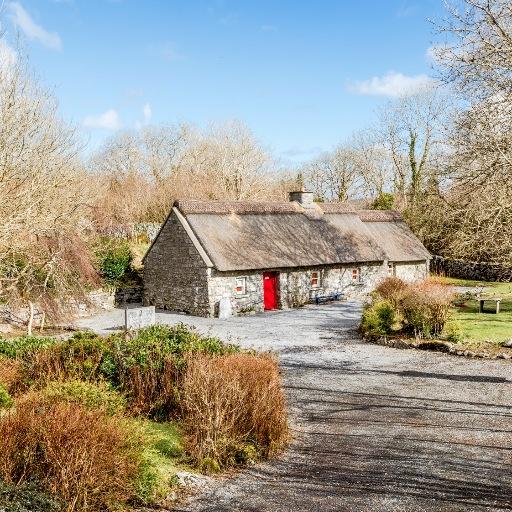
[{"x1": 436, "y1": 276, "x2": 512, "y2": 344}]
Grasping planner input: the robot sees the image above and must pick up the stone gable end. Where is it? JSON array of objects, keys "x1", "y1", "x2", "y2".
[{"x1": 143, "y1": 210, "x2": 210, "y2": 316}]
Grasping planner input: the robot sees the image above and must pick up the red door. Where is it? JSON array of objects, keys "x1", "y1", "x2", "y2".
[{"x1": 263, "y1": 272, "x2": 278, "y2": 310}]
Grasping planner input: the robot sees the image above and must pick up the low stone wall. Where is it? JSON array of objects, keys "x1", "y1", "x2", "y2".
[
  {"x1": 99, "y1": 223, "x2": 161, "y2": 242},
  {"x1": 431, "y1": 256, "x2": 512, "y2": 282},
  {"x1": 115, "y1": 286, "x2": 143, "y2": 305}
]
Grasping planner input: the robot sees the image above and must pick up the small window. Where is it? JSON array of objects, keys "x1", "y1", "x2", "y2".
[
  {"x1": 311, "y1": 271, "x2": 321, "y2": 288},
  {"x1": 351, "y1": 268, "x2": 360, "y2": 281},
  {"x1": 235, "y1": 277, "x2": 247, "y2": 295},
  {"x1": 388, "y1": 263, "x2": 394, "y2": 276}
]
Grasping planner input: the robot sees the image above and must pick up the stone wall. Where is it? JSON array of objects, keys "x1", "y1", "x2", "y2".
[
  {"x1": 115, "y1": 286, "x2": 143, "y2": 305},
  {"x1": 431, "y1": 256, "x2": 512, "y2": 282},
  {"x1": 279, "y1": 263, "x2": 387, "y2": 308},
  {"x1": 208, "y1": 271, "x2": 264, "y2": 315},
  {"x1": 100, "y1": 223, "x2": 161, "y2": 242},
  {"x1": 143, "y1": 211, "x2": 210, "y2": 316},
  {"x1": 208, "y1": 263, "x2": 390, "y2": 316},
  {"x1": 394, "y1": 261, "x2": 429, "y2": 282}
]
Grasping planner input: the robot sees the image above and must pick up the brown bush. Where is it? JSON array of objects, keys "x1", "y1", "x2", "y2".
[
  {"x1": 0, "y1": 396, "x2": 143, "y2": 511},
  {"x1": 410, "y1": 280, "x2": 455, "y2": 335},
  {"x1": 374, "y1": 276, "x2": 409, "y2": 308},
  {"x1": 6, "y1": 334, "x2": 109, "y2": 395},
  {"x1": 0, "y1": 357, "x2": 22, "y2": 394},
  {"x1": 370, "y1": 277, "x2": 454, "y2": 337},
  {"x1": 121, "y1": 357, "x2": 177, "y2": 417},
  {"x1": 179, "y1": 353, "x2": 288, "y2": 470}
]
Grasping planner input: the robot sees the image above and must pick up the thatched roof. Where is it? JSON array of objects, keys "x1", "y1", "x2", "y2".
[
  {"x1": 160, "y1": 200, "x2": 430, "y2": 271},
  {"x1": 361, "y1": 221, "x2": 431, "y2": 262}
]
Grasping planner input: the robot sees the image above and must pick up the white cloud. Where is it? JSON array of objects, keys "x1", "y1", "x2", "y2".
[
  {"x1": 348, "y1": 72, "x2": 434, "y2": 98},
  {"x1": 142, "y1": 103, "x2": 152, "y2": 124},
  {"x1": 8, "y1": 2, "x2": 62, "y2": 50},
  {"x1": 83, "y1": 109, "x2": 121, "y2": 130}
]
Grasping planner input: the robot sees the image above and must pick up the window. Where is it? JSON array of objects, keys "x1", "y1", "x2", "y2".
[
  {"x1": 351, "y1": 268, "x2": 360, "y2": 281},
  {"x1": 311, "y1": 271, "x2": 321, "y2": 288},
  {"x1": 388, "y1": 263, "x2": 395, "y2": 276},
  {"x1": 235, "y1": 277, "x2": 247, "y2": 295}
]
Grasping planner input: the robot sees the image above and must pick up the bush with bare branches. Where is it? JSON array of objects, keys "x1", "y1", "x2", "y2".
[
  {"x1": 180, "y1": 352, "x2": 288, "y2": 470},
  {"x1": 0, "y1": 397, "x2": 144, "y2": 512}
]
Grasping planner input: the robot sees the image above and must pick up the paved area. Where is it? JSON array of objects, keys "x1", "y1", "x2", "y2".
[{"x1": 78, "y1": 303, "x2": 512, "y2": 511}]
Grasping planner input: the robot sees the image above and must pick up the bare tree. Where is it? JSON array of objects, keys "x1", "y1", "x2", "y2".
[
  {"x1": 420, "y1": 0, "x2": 512, "y2": 264},
  {"x1": 177, "y1": 121, "x2": 275, "y2": 201},
  {"x1": 302, "y1": 144, "x2": 364, "y2": 201},
  {"x1": 0, "y1": 39, "x2": 98, "y2": 329},
  {"x1": 374, "y1": 87, "x2": 450, "y2": 207},
  {"x1": 92, "y1": 120, "x2": 285, "y2": 225},
  {"x1": 350, "y1": 130, "x2": 395, "y2": 199}
]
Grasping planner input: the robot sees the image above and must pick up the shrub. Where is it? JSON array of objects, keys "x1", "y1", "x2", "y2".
[
  {"x1": 0, "y1": 335, "x2": 57, "y2": 359},
  {"x1": 107, "y1": 324, "x2": 239, "y2": 418},
  {"x1": 0, "y1": 481, "x2": 63, "y2": 512},
  {"x1": 95, "y1": 238, "x2": 133, "y2": 287},
  {"x1": 9, "y1": 331, "x2": 111, "y2": 392},
  {"x1": 0, "y1": 384, "x2": 13, "y2": 409},
  {"x1": 401, "y1": 281, "x2": 454, "y2": 336},
  {"x1": 179, "y1": 352, "x2": 288, "y2": 471},
  {"x1": 362, "y1": 277, "x2": 454, "y2": 338},
  {"x1": 0, "y1": 396, "x2": 144, "y2": 512},
  {"x1": 0, "y1": 357, "x2": 22, "y2": 394},
  {"x1": 372, "y1": 192, "x2": 395, "y2": 210},
  {"x1": 1, "y1": 326, "x2": 240, "y2": 418},
  {"x1": 361, "y1": 300, "x2": 401, "y2": 336},
  {"x1": 444, "y1": 320, "x2": 464, "y2": 343},
  {"x1": 41, "y1": 380, "x2": 126, "y2": 415},
  {"x1": 374, "y1": 276, "x2": 409, "y2": 308}
]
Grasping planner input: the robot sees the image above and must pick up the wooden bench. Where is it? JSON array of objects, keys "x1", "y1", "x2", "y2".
[
  {"x1": 310, "y1": 292, "x2": 344, "y2": 305},
  {"x1": 477, "y1": 297, "x2": 502, "y2": 314}
]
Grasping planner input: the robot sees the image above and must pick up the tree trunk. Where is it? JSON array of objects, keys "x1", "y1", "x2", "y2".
[
  {"x1": 39, "y1": 310, "x2": 46, "y2": 333},
  {"x1": 27, "y1": 301, "x2": 34, "y2": 336}
]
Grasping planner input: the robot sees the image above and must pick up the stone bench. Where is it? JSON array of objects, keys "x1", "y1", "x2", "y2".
[
  {"x1": 310, "y1": 292, "x2": 344, "y2": 305},
  {"x1": 477, "y1": 297, "x2": 502, "y2": 314}
]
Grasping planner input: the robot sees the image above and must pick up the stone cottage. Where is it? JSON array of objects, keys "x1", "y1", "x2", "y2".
[{"x1": 142, "y1": 192, "x2": 430, "y2": 317}]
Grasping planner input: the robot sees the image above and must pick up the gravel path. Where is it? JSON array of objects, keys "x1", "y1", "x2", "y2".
[{"x1": 78, "y1": 303, "x2": 512, "y2": 511}]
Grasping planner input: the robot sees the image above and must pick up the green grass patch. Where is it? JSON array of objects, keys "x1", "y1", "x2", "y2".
[
  {"x1": 134, "y1": 419, "x2": 186, "y2": 504},
  {"x1": 435, "y1": 276, "x2": 512, "y2": 298},
  {"x1": 435, "y1": 276, "x2": 512, "y2": 343},
  {"x1": 452, "y1": 299, "x2": 512, "y2": 343}
]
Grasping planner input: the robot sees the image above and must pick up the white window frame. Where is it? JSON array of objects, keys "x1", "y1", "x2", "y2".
[
  {"x1": 310, "y1": 270, "x2": 321, "y2": 288},
  {"x1": 235, "y1": 277, "x2": 247, "y2": 295}
]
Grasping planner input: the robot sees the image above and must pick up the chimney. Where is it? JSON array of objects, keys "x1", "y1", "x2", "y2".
[{"x1": 289, "y1": 190, "x2": 315, "y2": 208}]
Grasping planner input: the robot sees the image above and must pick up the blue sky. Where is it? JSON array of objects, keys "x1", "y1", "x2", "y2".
[{"x1": 2, "y1": 0, "x2": 445, "y2": 164}]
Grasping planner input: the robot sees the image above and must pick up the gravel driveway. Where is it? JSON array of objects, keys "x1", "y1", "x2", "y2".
[{"x1": 78, "y1": 302, "x2": 512, "y2": 511}]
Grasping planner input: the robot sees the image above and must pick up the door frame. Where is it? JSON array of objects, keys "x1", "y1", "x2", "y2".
[{"x1": 263, "y1": 271, "x2": 279, "y2": 311}]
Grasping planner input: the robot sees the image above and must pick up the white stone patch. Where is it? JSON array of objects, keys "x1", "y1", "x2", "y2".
[{"x1": 125, "y1": 306, "x2": 156, "y2": 330}]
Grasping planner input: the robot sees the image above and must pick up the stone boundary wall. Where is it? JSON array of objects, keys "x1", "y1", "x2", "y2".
[
  {"x1": 99, "y1": 223, "x2": 161, "y2": 242},
  {"x1": 431, "y1": 255, "x2": 512, "y2": 282},
  {"x1": 115, "y1": 286, "x2": 143, "y2": 305}
]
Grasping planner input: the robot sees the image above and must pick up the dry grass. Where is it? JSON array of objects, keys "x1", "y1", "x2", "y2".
[
  {"x1": 180, "y1": 352, "x2": 288, "y2": 470},
  {"x1": 0, "y1": 357, "x2": 22, "y2": 394},
  {"x1": 119, "y1": 357, "x2": 177, "y2": 417},
  {"x1": 0, "y1": 396, "x2": 143, "y2": 512}
]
